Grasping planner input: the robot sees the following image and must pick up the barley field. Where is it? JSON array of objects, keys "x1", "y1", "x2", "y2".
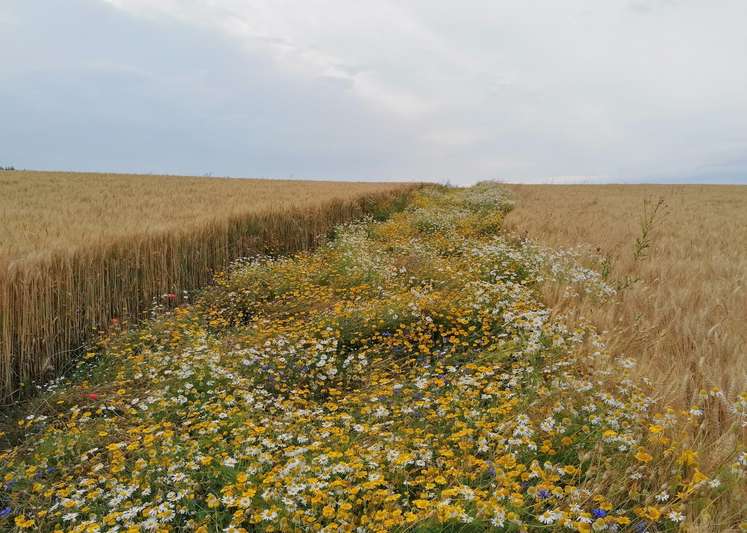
[
  {"x1": 0, "y1": 171, "x2": 415, "y2": 403},
  {"x1": 1, "y1": 183, "x2": 744, "y2": 532}
]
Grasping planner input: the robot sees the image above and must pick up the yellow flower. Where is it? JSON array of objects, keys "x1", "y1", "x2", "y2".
[
  {"x1": 689, "y1": 469, "x2": 708, "y2": 486},
  {"x1": 592, "y1": 518, "x2": 607, "y2": 530},
  {"x1": 413, "y1": 499, "x2": 430, "y2": 510},
  {"x1": 322, "y1": 505, "x2": 335, "y2": 518},
  {"x1": 678, "y1": 449, "x2": 698, "y2": 467},
  {"x1": 14, "y1": 516, "x2": 35, "y2": 529},
  {"x1": 634, "y1": 449, "x2": 653, "y2": 463},
  {"x1": 206, "y1": 493, "x2": 220, "y2": 509}
]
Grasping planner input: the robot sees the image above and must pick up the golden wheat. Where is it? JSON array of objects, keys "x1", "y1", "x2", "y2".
[
  {"x1": 503, "y1": 184, "x2": 747, "y2": 467},
  {"x1": 0, "y1": 171, "x2": 411, "y2": 262},
  {"x1": 0, "y1": 171, "x2": 417, "y2": 403}
]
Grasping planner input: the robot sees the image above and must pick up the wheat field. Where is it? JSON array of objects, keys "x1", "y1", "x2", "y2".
[
  {"x1": 0, "y1": 171, "x2": 416, "y2": 403},
  {"x1": 504, "y1": 185, "x2": 747, "y2": 465},
  {"x1": 0, "y1": 171, "x2": 410, "y2": 263}
]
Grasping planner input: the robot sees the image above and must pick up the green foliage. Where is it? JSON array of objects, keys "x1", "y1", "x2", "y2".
[{"x1": 633, "y1": 196, "x2": 667, "y2": 261}]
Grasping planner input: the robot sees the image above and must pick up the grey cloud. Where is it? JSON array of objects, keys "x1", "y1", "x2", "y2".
[
  {"x1": 1, "y1": 0, "x2": 746, "y2": 184},
  {"x1": 1, "y1": 0, "x2": 421, "y2": 179}
]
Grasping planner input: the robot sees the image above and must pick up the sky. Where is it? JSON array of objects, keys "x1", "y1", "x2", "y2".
[{"x1": 1, "y1": 1, "x2": 746, "y2": 184}]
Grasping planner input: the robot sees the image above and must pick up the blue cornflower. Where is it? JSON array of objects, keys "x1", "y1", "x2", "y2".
[
  {"x1": 0, "y1": 507, "x2": 12, "y2": 519},
  {"x1": 537, "y1": 489, "x2": 551, "y2": 499},
  {"x1": 592, "y1": 508, "x2": 607, "y2": 518}
]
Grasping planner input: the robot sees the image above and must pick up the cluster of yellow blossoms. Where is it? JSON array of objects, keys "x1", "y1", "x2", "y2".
[{"x1": 1, "y1": 184, "x2": 744, "y2": 532}]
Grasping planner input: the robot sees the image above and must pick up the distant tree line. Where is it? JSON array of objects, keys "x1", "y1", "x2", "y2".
[{"x1": 1, "y1": 165, "x2": 16, "y2": 171}]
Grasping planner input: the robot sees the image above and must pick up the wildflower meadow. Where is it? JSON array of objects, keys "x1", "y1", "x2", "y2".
[{"x1": 1, "y1": 184, "x2": 745, "y2": 532}]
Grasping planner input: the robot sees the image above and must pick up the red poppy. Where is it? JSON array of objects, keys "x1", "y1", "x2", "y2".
[
  {"x1": 83, "y1": 393, "x2": 99, "y2": 400},
  {"x1": 164, "y1": 293, "x2": 177, "y2": 301}
]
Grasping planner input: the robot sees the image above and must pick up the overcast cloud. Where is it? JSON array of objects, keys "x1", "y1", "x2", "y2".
[{"x1": 2, "y1": 0, "x2": 746, "y2": 183}]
